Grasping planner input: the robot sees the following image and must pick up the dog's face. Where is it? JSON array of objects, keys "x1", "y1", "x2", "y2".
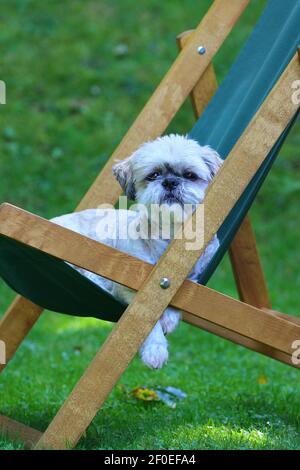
[{"x1": 112, "y1": 134, "x2": 222, "y2": 207}]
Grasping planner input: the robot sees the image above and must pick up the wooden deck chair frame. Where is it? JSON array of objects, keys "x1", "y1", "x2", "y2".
[{"x1": 0, "y1": 0, "x2": 299, "y2": 450}]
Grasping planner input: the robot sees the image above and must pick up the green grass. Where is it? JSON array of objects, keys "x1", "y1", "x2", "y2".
[{"x1": 0, "y1": 0, "x2": 299, "y2": 450}]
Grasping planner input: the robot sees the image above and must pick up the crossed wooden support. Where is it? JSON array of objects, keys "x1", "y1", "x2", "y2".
[{"x1": 0, "y1": 0, "x2": 299, "y2": 450}]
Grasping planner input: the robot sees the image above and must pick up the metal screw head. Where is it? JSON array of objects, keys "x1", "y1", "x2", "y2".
[
  {"x1": 197, "y1": 45, "x2": 206, "y2": 55},
  {"x1": 160, "y1": 277, "x2": 171, "y2": 289}
]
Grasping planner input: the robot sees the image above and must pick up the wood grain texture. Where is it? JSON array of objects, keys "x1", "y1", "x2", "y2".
[
  {"x1": 0, "y1": 204, "x2": 152, "y2": 289},
  {"x1": 34, "y1": 53, "x2": 299, "y2": 449},
  {"x1": 182, "y1": 311, "x2": 298, "y2": 368},
  {"x1": 185, "y1": 306, "x2": 300, "y2": 366},
  {"x1": 176, "y1": 30, "x2": 219, "y2": 116},
  {"x1": 0, "y1": 297, "x2": 43, "y2": 374},
  {"x1": 0, "y1": 415, "x2": 42, "y2": 449},
  {"x1": 229, "y1": 215, "x2": 271, "y2": 307},
  {"x1": 76, "y1": 0, "x2": 250, "y2": 210},
  {"x1": 263, "y1": 308, "x2": 300, "y2": 327}
]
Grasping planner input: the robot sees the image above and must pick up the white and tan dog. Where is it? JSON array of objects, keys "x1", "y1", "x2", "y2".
[{"x1": 52, "y1": 134, "x2": 223, "y2": 369}]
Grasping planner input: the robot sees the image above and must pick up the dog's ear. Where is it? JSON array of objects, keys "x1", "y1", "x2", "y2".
[
  {"x1": 112, "y1": 157, "x2": 136, "y2": 200},
  {"x1": 202, "y1": 146, "x2": 223, "y2": 179}
]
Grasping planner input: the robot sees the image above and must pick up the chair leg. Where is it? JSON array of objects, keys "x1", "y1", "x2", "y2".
[
  {"x1": 35, "y1": 313, "x2": 154, "y2": 450},
  {"x1": 0, "y1": 415, "x2": 42, "y2": 449},
  {"x1": 0, "y1": 296, "x2": 43, "y2": 373},
  {"x1": 229, "y1": 215, "x2": 271, "y2": 308}
]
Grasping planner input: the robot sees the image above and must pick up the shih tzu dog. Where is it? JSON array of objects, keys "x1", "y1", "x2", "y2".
[{"x1": 52, "y1": 134, "x2": 223, "y2": 369}]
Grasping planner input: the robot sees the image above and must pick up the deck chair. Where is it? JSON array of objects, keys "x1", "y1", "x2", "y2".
[{"x1": 0, "y1": 0, "x2": 299, "y2": 449}]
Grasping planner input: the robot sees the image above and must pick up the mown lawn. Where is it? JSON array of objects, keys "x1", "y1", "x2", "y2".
[{"x1": 0, "y1": 0, "x2": 299, "y2": 450}]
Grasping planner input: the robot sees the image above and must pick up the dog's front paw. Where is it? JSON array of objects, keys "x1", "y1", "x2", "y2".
[
  {"x1": 160, "y1": 308, "x2": 181, "y2": 335},
  {"x1": 140, "y1": 343, "x2": 169, "y2": 369}
]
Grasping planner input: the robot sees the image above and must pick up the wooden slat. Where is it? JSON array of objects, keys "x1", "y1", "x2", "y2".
[
  {"x1": 0, "y1": 0, "x2": 249, "y2": 375},
  {"x1": 0, "y1": 297, "x2": 42, "y2": 373},
  {"x1": 176, "y1": 30, "x2": 219, "y2": 116},
  {"x1": 178, "y1": 29, "x2": 271, "y2": 309},
  {"x1": 263, "y1": 308, "x2": 300, "y2": 327},
  {"x1": 0, "y1": 204, "x2": 299, "y2": 358},
  {"x1": 0, "y1": 203, "x2": 298, "y2": 369},
  {"x1": 184, "y1": 307, "x2": 300, "y2": 367},
  {"x1": 77, "y1": 0, "x2": 249, "y2": 210},
  {"x1": 229, "y1": 215, "x2": 271, "y2": 307},
  {"x1": 2, "y1": 203, "x2": 300, "y2": 376},
  {"x1": 0, "y1": 204, "x2": 151, "y2": 290},
  {"x1": 0, "y1": 415, "x2": 42, "y2": 449},
  {"x1": 182, "y1": 311, "x2": 297, "y2": 368},
  {"x1": 33, "y1": 53, "x2": 299, "y2": 449}
]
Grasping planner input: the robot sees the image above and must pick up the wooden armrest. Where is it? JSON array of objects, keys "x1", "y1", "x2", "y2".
[{"x1": 0, "y1": 202, "x2": 300, "y2": 357}]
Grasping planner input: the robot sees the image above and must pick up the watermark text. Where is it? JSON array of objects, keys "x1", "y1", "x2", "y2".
[
  {"x1": 0, "y1": 81, "x2": 6, "y2": 104},
  {"x1": 0, "y1": 340, "x2": 6, "y2": 364}
]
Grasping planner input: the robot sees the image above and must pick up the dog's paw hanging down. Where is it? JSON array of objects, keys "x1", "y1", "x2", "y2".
[
  {"x1": 160, "y1": 307, "x2": 181, "y2": 335},
  {"x1": 139, "y1": 321, "x2": 169, "y2": 369},
  {"x1": 52, "y1": 134, "x2": 223, "y2": 369}
]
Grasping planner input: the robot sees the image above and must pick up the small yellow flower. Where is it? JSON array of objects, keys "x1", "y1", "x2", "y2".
[
  {"x1": 131, "y1": 387, "x2": 159, "y2": 401},
  {"x1": 258, "y1": 375, "x2": 268, "y2": 385}
]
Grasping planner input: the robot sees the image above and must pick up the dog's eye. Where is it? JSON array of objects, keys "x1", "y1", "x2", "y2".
[
  {"x1": 183, "y1": 171, "x2": 198, "y2": 181},
  {"x1": 146, "y1": 171, "x2": 160, "y2": 181}
]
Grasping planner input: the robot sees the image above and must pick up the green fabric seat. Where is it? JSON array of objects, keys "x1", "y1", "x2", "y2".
[
  {"x1": 0, "y1": 0, "x2": 299, "y2": 321},
  {"x1": 0, "y1": 236, "x2": 126, "y2": 322}
]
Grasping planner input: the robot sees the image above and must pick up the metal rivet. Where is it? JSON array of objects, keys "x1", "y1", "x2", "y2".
[
  {"x1": 160, "y1": 277, "x2": 171, "y2": 289},
  {"x1": 197, "y1": 45, "x2": 206, "y2": 55}
]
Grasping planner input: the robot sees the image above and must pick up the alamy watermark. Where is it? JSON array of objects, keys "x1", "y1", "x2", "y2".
[
  {"x1": 93, "y1": 196, "x2": 205, "y2": 251},
  {"x1": 0, "y1": 80, "x2": 6, "y2": 104},
  {"x1": 0, "y1": 340, "x2": 6, "y2": 364},
  {"x1": 291, "y1": 340, "x2": 300, "y2": 365},
  {"x1": 291, "y1": 80, "x2": 300, "y2": 105}
]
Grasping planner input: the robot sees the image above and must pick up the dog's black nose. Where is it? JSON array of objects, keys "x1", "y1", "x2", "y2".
[{"x1": 162, "y1": 177, "x2": 179, "y2": 190}]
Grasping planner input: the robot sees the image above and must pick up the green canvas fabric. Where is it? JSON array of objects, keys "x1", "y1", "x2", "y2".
[
  {"x1": 0, "y1": 235, "x2": 126, "y2": 321},
  {"x1": 189, "y1": 0, "x2": 300, "y2": 283},
  {"x1": 0, "y1": 0, "x2": 299, "y2": 321}
]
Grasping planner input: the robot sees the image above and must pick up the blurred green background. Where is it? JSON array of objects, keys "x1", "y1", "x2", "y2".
[{"x1": 0, "y1": 0, "x2": 299, "y2": 450}]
